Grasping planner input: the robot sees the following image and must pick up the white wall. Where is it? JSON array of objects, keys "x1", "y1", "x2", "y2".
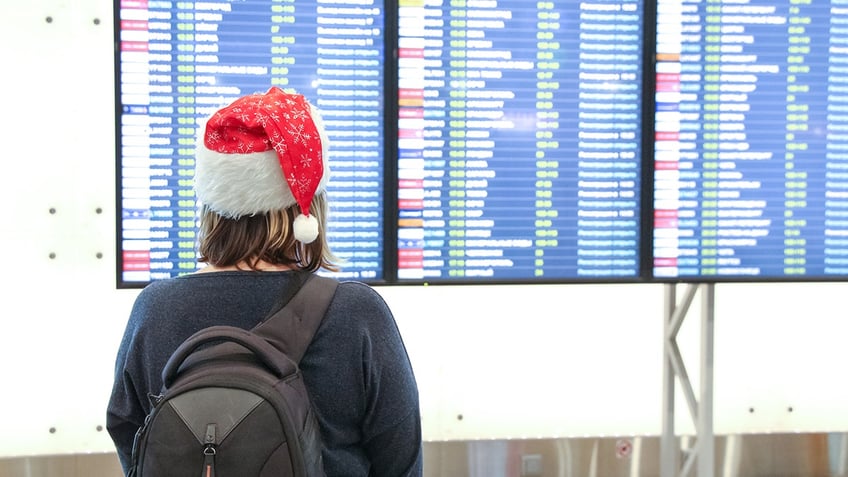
[{"x1": 1, "y1": 0, "x2": 846, "y2": 459}]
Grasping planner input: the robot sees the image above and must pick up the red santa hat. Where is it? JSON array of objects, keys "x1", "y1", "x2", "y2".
[{"x1": 194, "y1": 87, "x2": 330, "y2": 243}]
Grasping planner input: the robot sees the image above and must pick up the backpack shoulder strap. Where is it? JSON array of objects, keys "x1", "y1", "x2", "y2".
[{"x1": 252, "y1": 273, "x2": 339, "y2": 364}]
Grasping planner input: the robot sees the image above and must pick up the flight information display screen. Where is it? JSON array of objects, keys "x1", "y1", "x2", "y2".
[
  {"x1": 395, "y1": 0, "x2": 647, "y2": 281},
  {"x1": 652, "y1": 0, "x2": 848, "y2": 280},
  {"x1": 116, "y1": 0, "x2": 385, "y2": 286}
]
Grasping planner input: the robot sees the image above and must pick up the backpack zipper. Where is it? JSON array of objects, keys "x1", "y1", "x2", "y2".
[{"x1": 202, "y1": 424, "x2": 217, "y2": 477}]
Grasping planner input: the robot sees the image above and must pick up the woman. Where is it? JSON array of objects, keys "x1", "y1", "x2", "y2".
[{"x1": 106, "y1": 87, "x2": 423, "y2": 476}]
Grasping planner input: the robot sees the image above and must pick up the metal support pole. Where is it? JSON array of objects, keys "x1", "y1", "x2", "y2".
[
  {"x1": 698, "y1": 283, "x2": 715, "y2": 477},
  {"x1": 661, "y1": 284, "x2": 678, "y2": 477},
  {"x1": 660, "y1": 283, "x2": 716, "y2": 477}
]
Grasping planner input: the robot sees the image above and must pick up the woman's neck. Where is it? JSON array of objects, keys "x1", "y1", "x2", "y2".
[{"x1": 197, "y1": 260, "x2": 293, "y2": 273}]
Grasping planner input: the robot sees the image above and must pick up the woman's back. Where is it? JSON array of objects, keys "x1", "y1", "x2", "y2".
[{"x1": 107, "y1": 271, "x2": 423, "y2": 476}]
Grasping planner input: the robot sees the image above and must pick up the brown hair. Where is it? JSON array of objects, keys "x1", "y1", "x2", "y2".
[{"x1": 197, "y1": 193, "x2": 341, "y2": 272}]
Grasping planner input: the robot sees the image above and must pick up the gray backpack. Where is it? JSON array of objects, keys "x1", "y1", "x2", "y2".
[{"x1": 129, "y1": 273, "x2": 338, "y2": 477}]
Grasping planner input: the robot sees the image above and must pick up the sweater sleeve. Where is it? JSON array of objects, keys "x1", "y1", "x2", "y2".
[
  {"x1": 106, "y1": 368, "x2": 142, "y2": 474},
  {"x1": 106, "y1": 285, "x2": 160, "y2": 476},
  {"x1": 348, "y1": 283, "x2": 424, "y2": 476},
  {"x1": 106, "y1": 322, "x2": 146, "y2": 475}
]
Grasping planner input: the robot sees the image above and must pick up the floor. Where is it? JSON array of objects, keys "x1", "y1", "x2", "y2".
[{"x1": 0, "y1": 433, "x2": 845, "y2": 476}]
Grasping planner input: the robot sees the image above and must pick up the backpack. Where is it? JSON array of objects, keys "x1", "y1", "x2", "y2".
[{"x1": 129, "y1": 273, "x2": 338, "y2": 477}]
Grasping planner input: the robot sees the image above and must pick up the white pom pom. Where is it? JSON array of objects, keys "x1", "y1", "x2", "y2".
[{"x1": 293, "y1": 214, "x2": 319, "y2": 243}]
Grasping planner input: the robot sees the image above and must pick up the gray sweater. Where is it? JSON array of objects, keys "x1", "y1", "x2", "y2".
[{"x1": 106, "y1": 271, "x2": 422, "y2": 476}]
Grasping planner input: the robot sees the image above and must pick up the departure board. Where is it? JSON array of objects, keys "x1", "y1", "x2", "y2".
[
  {"x1": 395, "y1": 0, "x2": 646, "y2": 281},
  {"x1": 116, "y1": 0, "x2": 385, "y2": 286},
  {"x1": 652, "y1": 1, "x2": 848, "y2": 280}
]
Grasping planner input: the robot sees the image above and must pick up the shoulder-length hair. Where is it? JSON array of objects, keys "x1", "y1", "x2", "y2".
[{"x1": 197, "y1": 192, "x2": 341, "y2": 272}]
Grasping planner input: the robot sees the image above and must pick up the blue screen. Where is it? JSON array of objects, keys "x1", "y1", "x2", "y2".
[
  {"x1": 116, "y1": 0, "x2": 385, "y2": 285},
  {"x1": 395, "y1": 0, "x2": 647, "y2": 281},
  {"x1": 651, "y1": 0, "x2": 848, "y2": 280}
]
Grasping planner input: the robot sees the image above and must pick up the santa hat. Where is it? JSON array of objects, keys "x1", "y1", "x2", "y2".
[{"x1": 194, "y1": 87, "x2": 330, "y2": 243}]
